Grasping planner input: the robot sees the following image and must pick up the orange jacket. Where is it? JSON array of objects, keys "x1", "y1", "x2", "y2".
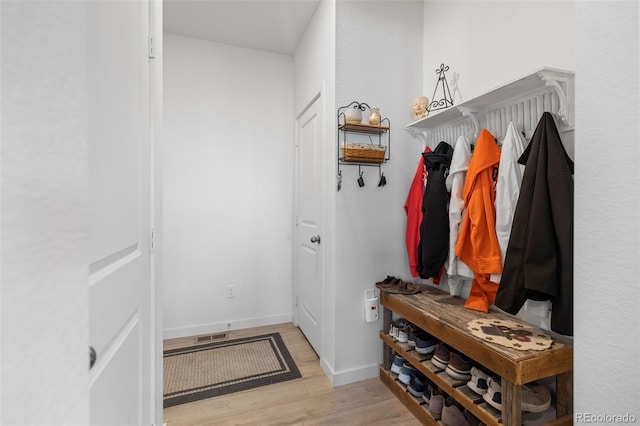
[{"x1": 455, "y1": 129, "x2": 502, "y2": 275}]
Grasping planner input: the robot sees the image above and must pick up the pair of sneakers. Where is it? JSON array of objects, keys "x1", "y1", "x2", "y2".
[
  {"x1": 441, "y1": 397, "x2": 474, "y2": 426},
  {"x1": 430, "y1": 343, "x2": 473, "y2": 381},
  {"x1": 390, "y1": 319, "x2": 439, "y2": 355},
  {"x1": 430, "y1": 390, "x2": 484, "y2": 426},
  {"x1": 390, "y1": 354, "x2": 415, "y2": 385},
  {"x1": 397, "y1": 361, "x2": 417, "y2": 386},
  {"x1": 407, "y1": 371, "x2": 432, "y2": 399},
  {"x1": 389, "y1": 319, "x2": 409, "y2": 342},
  {"x1": 427, "y1": 386, "x2": 445, "y2": 420},
  {"x1": 467, "y1": 365, "x2": 492, "y2": 396},
  {"x1": 390, "y1": 354, "x2": 405, "y2": 375},
  {"x1": 406, "y1": 325, "x2": 438, "y2": 355},
  {"x1": 415, "y1": 333, "x2": 438, "y2": 355},
  {"x1": 482, "y1": 376, "x2": 552, "y2": 413},
  {"x1": 395, "y1": 357, "x2": 435, "y2": 402}
]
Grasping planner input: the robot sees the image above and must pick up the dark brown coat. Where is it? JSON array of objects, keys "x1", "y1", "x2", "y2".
[{"x1": 494, "y1": 112, "x2": 574, "y2": 336}]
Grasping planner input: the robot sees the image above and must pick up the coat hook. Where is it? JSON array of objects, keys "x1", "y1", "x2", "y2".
[
  {"x1": 378, "y1": 170, "x2": 387, "y2": 187},
  {"x1": 357, "y1": 169, "x2": 365, "y2": 187}
]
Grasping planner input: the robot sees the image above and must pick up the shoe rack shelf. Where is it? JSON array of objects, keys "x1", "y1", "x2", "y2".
[
  {"x1": 379, "y1": 286, "x2": 574, "y2": 426},
  {"x1": 379, "y1": 337, "x2": 502, "y2": 426}
]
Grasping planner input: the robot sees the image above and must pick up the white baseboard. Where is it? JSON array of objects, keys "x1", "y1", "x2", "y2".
[
  {"x1": 163, "y1": 313, "x2": 292, "y2": 340},
  {"x1": 319, "y1": 359, "x2": 380, "y2": 387}
]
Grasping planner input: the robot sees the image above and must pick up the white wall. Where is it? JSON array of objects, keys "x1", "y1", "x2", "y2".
[
  {"x1": 422, "y1": 1, "x2": 576, "y2": 104},
  {"x1": 294, "y1": 0, "x2": 335, "y2": 116},
  {"x1": 0, "y1": 1, "x2": 90, "y2": 424},
  {"x1": 575, "y1": 1, "x2": 639, "y2": 416},
  {"x1": 332, "y1": 0, "x2": 424, "y2": 384},
  {"x1": 162, "y1": 34, "x2": 295, "y2": 338}
]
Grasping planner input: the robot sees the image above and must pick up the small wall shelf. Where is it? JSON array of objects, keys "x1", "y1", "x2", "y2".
[
  {"x1": 337, "y1": 101, "x2": 391, "y2": 190},
  {"x1": 338, "y1": 122, "x2": 390, "y2": 135},
  {"x1": 405, "y1": 67, "x2": 574, "y2": 147}
]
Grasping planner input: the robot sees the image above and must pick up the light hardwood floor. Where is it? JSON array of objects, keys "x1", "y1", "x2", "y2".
[{"x1": 163, "y1": 323, "x2": 420, "y2": 426}]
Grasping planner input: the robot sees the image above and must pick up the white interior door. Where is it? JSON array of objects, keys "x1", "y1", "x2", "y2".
[
  {"x1": 87, "y1": 2, "x2": 153, "y2": 425},
  {"x1": 295, "y1": 94, "x2": 324, "y2": 355}
]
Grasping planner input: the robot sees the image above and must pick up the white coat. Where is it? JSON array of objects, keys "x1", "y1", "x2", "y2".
[
  {"x1": 490, "y1": 122, "x2": 527, "y2": 283},
  {"x1": 445, "y1": 135, "x2": 474, "y2": 295}
]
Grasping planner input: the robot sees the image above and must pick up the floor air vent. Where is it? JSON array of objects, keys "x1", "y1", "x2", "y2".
[{"x1": 195, "y1": 333, "x2": 227, "y2": 344}]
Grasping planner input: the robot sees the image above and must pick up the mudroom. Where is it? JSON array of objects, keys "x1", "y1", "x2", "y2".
[
  {"x1": 4, "y1": 0, "x2": 637, "y2": 425},
  {"x1": 154, "y1": 1, "x2": 639, "y2": 425}
]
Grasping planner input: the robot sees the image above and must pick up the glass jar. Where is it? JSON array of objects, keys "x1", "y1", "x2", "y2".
[{"x1": 369, "y1": 107, "x2": 381, "y2": 125}]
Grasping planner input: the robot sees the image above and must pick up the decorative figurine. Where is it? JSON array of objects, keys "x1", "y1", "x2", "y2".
[{"x1": 411, "y1": 96, "x2": 429, "y2": 121}]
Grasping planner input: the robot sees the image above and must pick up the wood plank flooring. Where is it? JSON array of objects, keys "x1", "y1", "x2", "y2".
[{"x1": 163, "y1": 323, "x2": 420, "y2": 426}]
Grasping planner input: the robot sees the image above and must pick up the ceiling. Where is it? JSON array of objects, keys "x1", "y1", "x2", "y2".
[{"x1": 163, "y1": 0, "x2": 322, "y2": 56}]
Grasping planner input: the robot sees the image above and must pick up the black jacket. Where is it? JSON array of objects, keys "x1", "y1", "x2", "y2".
[
  {"x1": 494, "y1": 112, "x2": 574, "y2": 335},
  {"x1": 417, "y1": 141, "x2": 453, "y2": 279}
]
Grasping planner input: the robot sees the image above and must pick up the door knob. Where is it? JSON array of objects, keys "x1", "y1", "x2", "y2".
[
  {"x1": 90, "y1": 346, "x2": 97, "y2": 370},
  {"x1": 310, "y1": 235, "x2": 321, "y2": 244}
]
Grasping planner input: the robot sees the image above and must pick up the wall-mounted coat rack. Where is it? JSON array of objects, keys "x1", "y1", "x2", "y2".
[{"x1": 405, "y1": 67, "x2": 574, "y2": 148}]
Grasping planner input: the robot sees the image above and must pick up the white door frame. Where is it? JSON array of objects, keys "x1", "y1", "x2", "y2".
[{"x1": 149, "y1": 0, "x2": 163, "y2": 423}]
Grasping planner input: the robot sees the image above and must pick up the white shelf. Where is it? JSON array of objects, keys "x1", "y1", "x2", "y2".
[{"x1": 406, "y1": 67, "x2": 574, "y2": 146}]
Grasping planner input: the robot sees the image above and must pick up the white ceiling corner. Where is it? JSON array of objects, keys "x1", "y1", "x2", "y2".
[{"x1": 163, "y1": 0, "x2": 322, "y2": 56}]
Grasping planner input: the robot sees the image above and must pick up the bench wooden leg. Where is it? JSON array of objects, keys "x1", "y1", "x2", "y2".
[
  {"x1": 502, "y1": 380, "x2": 522, "y2": 425},
  {"x1": 556, "y1": 370, "x2": 574, "y2": 418},
  {"x1": 382, "y1": 306, "x2": 393, "y2": 370}
]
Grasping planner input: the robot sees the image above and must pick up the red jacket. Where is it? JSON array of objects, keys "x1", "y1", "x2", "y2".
[{"x1": 405, "y1": 147, "x2": 436, "y2": 279}]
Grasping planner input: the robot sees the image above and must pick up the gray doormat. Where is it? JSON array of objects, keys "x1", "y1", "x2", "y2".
[{"x1": 163, "y1": 332, "x2": 301, "y2": 408}]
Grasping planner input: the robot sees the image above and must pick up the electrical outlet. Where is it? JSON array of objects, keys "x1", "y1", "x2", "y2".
[{"x1": 226, "y1": 284, "x2": 235, "y2": 299}]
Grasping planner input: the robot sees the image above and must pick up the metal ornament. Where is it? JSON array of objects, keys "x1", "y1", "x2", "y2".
[{"x1": 428, "y1": 63, "x2": 454, "y2": 112}]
